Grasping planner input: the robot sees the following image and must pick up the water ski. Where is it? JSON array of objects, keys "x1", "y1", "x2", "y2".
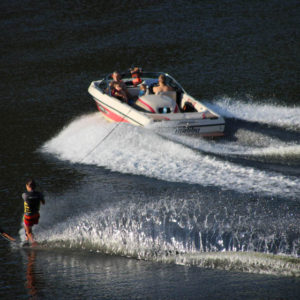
[
  {"x1": 1, "y1": 227, "x2": 40, "y2": 248},
  {"x1": 22, "y1": 241, "x2": 31, "y2": 247},
  {"x1": 22, "y1": 241, "x2": 39, "y2": 248},
  {"x1": 0, "y1": 227, "x2": 16, "y2": 242}
]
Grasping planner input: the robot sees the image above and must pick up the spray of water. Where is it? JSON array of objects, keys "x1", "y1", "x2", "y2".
[
  {"x1": 208, "y1": 97, "x2": 300, "y2": 131},
  {"x1": 19, "y1": 190, "x2": 300, "y2": 276},
  {"x1": 36, "y1": 101, "x2": 300, "y2": 276},
  {"x1": 42, "y1": 111, "x2": 300, "y2": 199}
]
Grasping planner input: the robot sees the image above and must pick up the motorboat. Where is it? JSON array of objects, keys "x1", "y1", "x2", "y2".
[{"x1": 88, "y1": 71, "x2": 225, "y2": 136}]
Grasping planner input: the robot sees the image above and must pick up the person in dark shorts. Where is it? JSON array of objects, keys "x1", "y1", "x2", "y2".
[{"x1": 23, "y1": 179, "x2": 45, "y2": 244}]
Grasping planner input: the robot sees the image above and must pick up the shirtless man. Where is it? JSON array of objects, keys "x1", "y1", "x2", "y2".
[{"x1": 153, "y1": 74, "x2": 174, "y2": 94}]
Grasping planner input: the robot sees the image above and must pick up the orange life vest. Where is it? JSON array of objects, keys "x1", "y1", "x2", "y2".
[
  {"x1": 131, "y1": 68, "x2": 142, "y2": 86},
  {"x1": 132, "y1": 76, "x2": 142, "y2": 86}
]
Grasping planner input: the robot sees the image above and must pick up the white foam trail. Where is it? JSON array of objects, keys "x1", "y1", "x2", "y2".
[
  {"x1": 160, "y1": 130, "x2": 300, "y2": 159},
  {"x1": 206, "y1": 98, "x2": 300, "y2": 131},
  {"x1": 41, "y1": 113, "x2": 300, "y2": 199},
  {"x1": 249, "y1": 144, "x2": 300, "y2": 159},
  {"x1": 167, "y1": 252, "x2": 300, "y2": 277},
  {"x1": 20, "y1": 196, "x2": 300, "y2": 277}
]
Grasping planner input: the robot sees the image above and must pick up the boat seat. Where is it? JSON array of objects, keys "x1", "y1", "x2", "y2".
[
  {"x1": 156, "y1": 91, "x2": 177, "y2": 102},
  {"x1": 127, "y1": 87, "x2": 140, "y2": 98}
]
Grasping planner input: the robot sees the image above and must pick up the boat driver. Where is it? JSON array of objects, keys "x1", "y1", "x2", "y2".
[{"x1": 153, "y1": 74, "x2": 174, "y2": 94}]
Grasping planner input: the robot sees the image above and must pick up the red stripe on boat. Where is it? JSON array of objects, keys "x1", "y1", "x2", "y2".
[
  {"x1": 96, "y1": 103, "x2": 129, "y2": 123},
  {"x1": 137, "y1": 98, "x2": 156, "y2": 113}
]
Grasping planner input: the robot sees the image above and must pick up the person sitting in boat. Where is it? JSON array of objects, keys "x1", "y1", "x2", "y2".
[
  {"x1": 153, "y1": 74, "x2": 174, "y2": 94},
  {"x1": 130, "y1": 67, "x2": 142, "y2": 86},
  {"x1": 111, "y1": 81, "x2": 128, "y2": 103},
  {"x1": 112, "y1": 71, "x2": 131, "y2": 98},
  {"x1": 139, "y1": 83, "x2": 147, "y2": 97}
]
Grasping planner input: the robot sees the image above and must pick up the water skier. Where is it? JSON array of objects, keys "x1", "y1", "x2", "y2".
[{"x1": 23, "y1": 179, "x2": 45, "y2": 245}]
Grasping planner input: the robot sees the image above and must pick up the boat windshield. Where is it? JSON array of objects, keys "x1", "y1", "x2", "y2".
[{"x1": 104, "y1": 71, "x2": 185, "y2": 92}]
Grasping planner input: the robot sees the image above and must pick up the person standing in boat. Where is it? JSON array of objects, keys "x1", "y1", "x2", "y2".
[
  {"x1": 153, "y1": 74, "x2": 174, "y2": 94},
  {"x1": 23, "y1": 179, "x2": 45, "y2": 244}
]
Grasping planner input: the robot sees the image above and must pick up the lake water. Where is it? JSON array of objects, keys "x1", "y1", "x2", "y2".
[{"x1": 0, "y1": 0, "x2": 299, "y2": 299}]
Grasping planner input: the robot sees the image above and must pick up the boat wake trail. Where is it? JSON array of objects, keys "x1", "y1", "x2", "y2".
[
  {"x1": 41, "y1": 111, "x2": 300, "y2": 200},
  {"x1": 22, "y1": 188, "x2": 300, "y2": 277},
  {"x1": 207, "y1": 97, "x2": 300, "y2": 131},
  {"x1": 38, "y1": 104, "x2": 300, "y2": 275},
  {"x1": 157, "y1": 98, "x2": 300, "y2": 166}
]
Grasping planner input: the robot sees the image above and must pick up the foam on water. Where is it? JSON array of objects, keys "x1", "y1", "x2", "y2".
[
  {"x1": 37, "y1": 105, "x2": 300, "y2": 275},
  {"x1": 208, "y1": 97, "x2": 300, "y2": 131},
  {"x1": 159, "y1": 129, "x2": 300, "y2": 161},
  {"x1": 166, "y1": 252, "x2": 300, "y2": 277},
  {"x1": 19, "y1": 191, "x2": 300, "y2": 276},
  {"x1": 42, "y1": 112, "x2": 300, "y2": 199}
]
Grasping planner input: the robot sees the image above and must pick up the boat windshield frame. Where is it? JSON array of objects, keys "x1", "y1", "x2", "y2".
[{"x1": 103, "y1": 71, "x2": 186, "y2": 93}]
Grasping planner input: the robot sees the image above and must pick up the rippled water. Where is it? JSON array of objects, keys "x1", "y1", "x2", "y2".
[{"x1": 1, "y1": 0, "x2": 299, "y2": 299}]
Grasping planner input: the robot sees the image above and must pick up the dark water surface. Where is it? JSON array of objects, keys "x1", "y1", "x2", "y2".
[{"x1": 1, "y1": 0, "x2": 300, "y2": 299}]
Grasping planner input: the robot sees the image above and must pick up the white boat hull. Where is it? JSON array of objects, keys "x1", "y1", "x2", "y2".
[{"x1": 88, "y1": 72, "x2": 225, "y2": 137}]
